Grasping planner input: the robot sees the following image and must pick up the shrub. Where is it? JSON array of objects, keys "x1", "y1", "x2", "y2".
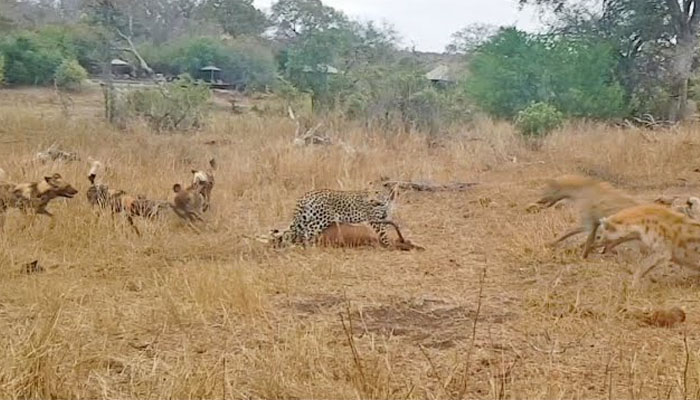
[
  {"x1": 466, "y1": 28, "x2": 628, "y2": 120},
  {"x1": 0, "y1": 55, "x2": 4, "y2": 86},
  {"x1": 0, "y1": 32, "x2": 64, "y2": 85},
  {"x1": 515, "y1": 102, "x2": 564, "y2": 137},
  {"x1": 54, "y1": 59, "x2": 88, "y2": 91},
  {"x1": 126, "y1": 74, "x2": 211, "y2": 132},
  {"x1": 140, "y1": 37, "x2": 277, "y2": 91}
]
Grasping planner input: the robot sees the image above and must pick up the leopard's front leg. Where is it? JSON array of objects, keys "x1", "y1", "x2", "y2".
[{"x1": 370, "y1": 221, "x2": 390, "y2": 247}]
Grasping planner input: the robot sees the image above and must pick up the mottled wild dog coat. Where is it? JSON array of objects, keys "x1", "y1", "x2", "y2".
[
  {"x1": 171, "y1": 182, "x2": 205, "y2": 223},
  {"x1": 86, "y1": 159, "x2": 168, "y2": 234},
  {"x1": 0, "y1": 172, "x2": 78, "y2": 219},
  {"x1": 190, "y1": 158, "x2": 216, "y2": 212},
  {"x1": 537, "y1": 174, "x2": 641, "y2": 258},
  {"x1": 598, "y1": 204, "x2": 700, "y2": 284}
]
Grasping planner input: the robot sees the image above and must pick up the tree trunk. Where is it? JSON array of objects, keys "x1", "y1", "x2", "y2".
[{"x1": 668, "y1": 34, "x2": 697, "y2": 122}]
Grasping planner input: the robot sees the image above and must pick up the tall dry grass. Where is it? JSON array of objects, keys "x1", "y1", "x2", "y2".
[{"x1": 2, "y1": 87, "x2": 700, "y2": 398}]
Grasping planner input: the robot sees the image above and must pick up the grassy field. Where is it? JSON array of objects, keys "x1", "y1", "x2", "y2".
[{"x1": 2, "y1": 87, "x2": 700, "y2": 399}]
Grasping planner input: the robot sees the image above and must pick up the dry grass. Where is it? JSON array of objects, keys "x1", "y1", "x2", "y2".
[{"x1": 2, "y1": 87, "x2": 700, "y2": 399}]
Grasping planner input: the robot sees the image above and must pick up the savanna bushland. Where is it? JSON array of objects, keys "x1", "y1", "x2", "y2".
[{"x1": 2, "y1": 1, "x2": 700, "y2": 398}]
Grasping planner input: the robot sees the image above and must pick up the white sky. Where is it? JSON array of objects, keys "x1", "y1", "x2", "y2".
[{"x1": 253, "y1": 0, "x2": 543, "y2": 52}]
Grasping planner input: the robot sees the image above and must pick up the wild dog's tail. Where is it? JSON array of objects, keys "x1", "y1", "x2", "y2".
[{"x1": 87, "y1": 157, "x2": 103, "y2": 185}]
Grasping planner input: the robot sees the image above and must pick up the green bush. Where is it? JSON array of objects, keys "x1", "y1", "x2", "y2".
[
  {"x1": 35, "y1": 24, "x2": 106, "y2": 73},
  {"x1": 0, "y1": 55, "x2": 4, "y2": 86},
  {"x1": 126, "y1": 74, "x2": 211, "y2": 132},
  {"x1": 515, "y1": 102, "x2": 564, "y2": 137},
  {"x1": 0, "y1": 32, "x2": 64, "y2": 85},
  {"x1": 54, "y1": 59, "x2": 88, "y2": 91},
  {"x1": 466, "y1": 28, "x2": 628, "y2": 120}
]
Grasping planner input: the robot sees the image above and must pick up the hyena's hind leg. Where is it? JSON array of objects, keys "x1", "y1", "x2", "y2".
[{"x1": 547, "y1": 226, "x2": 586, "y2": 248}]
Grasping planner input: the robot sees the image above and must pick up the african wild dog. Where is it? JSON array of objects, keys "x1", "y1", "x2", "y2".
[
  {"x1": 86, "y1": 159, "x2": 169, "y2": 235},
  {"x1": 190, "y1": 158, "x2": 216, "y2": 212},
  {"x1": 0, "y1": 170, "x2": 78, "y2": 226},
  {"x1": 171, "y1": 181, "x2": 205, "y2": 223}
]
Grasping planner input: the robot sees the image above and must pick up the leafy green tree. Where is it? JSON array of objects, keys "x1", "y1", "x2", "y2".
[
  {"x1": 521, "y1": 0, "x2": 700, "y2": 121},
  {"x1": 271, "y1": 0, "x2": 345, "y2": 40},
  {"x1": 446, "y1": 23, "x2": 498, "y2": 54},
  {"x1": 0, "y1": 32, "x2": 64, "y2": 85},
  {"x1": 202, "y1": 0, "x2": 269, "y2": 37},
  {"x1": 466, "y1": 28, "x2": 627, "y2": 119}
]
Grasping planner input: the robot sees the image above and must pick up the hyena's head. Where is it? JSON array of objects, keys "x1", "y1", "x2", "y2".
[
  {"x1": 597, "y1": 216, "x2": 625, "y2": 244},
  {"x1": 537, "y1": 175, "x2": 595, "y2": 207},
  {"x1": 43, "y1": 173, "x2": 78, "y2": 198}
]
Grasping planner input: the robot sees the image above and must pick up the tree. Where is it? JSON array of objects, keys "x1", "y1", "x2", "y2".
[
  {"x1": 202, "y1": 0, "x2": 269, "y2": 37},
  {"x1": 271, "y1": 0, "x2": 345, "y2": 40},
  {"x1": 466, "y1": 28, "x2": 627, "y2": 119},
  {"x1": 446, "y1": 23, "x2": 498, "y2": 54},
  {"x1": 0, "y1": 32, "x2": 64, "y2": 85},
  {"x1": 521, "y1": 0, "x2": 700, "y2": 121}
]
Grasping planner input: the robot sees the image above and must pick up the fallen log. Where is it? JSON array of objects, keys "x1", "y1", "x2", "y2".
[{"x1": 379, "y1": 179, "x2": 478, "y2": 192}]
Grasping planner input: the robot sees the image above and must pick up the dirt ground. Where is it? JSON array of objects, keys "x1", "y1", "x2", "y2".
[{"x1": 2, "y1": 87, "x2": 700, "y2": 399}]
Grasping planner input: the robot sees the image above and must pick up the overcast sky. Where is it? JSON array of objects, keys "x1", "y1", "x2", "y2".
[{"x1": 253, "y1": 0, "x2": 543, "y2": 52}]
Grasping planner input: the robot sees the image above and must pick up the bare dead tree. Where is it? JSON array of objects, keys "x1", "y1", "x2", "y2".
[{"x1": 288, "y1": 106, "x2": 331, "y2": 146}]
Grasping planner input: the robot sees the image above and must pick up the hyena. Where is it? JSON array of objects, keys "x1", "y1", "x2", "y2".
[
  {"x1": 598, "y1": 204, "x2": 700, "y2": 285},
  {"x1": 537, "y1": 175, "x2": 641, "y2": 258}
]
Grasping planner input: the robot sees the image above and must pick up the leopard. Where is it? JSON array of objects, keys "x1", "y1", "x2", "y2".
[{"x1": 273, "y1": 187, "x2": 398, "y2": 248}]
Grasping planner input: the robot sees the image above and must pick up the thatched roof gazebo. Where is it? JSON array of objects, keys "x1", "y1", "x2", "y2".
[
  {"x1": 200, "y1": 65, "x2": 222, "y2": 83},
  {"x1": 425, "y1": 64, "x2": 455, "y2": 86}
]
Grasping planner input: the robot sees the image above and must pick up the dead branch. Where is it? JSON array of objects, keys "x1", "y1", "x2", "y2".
[
  {"x1": 378, "y1": 179, "x2": 478, "y2": 192},
  {"x1": 288, "y1": 106, "x2": 332, "y2": 146},
  {"x1": 116, "y1": 27, "x2": 153, "y2": 76}
]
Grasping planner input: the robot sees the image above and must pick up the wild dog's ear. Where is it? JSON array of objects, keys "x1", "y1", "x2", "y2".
[
  {"x1": 52, "y1": 173, "x2": 62, "y2": 179},
  {"x1": 191, "y1": 169, "x2": 197, "y2": 175},
  {"x1": 209, "y1": 158, "x2": 217, "y2": 170},
  {"x1": 44, "y1": 176, "x2": 54, "y2": 183},
  {"x1": 173, "y1": 183, "x2": 182, "y2": 193},
  {"x1": 88, "y1": 174, "x2": 96, "y2": 185}
]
